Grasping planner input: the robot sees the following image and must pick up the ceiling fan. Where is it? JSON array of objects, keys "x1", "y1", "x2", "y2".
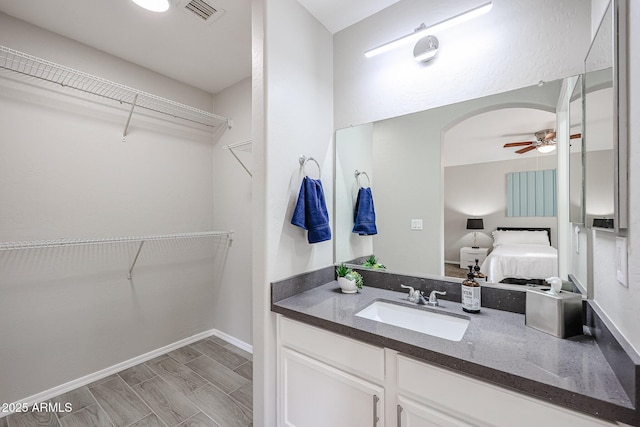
[{"x1": 503, "y1": 129, "x2": 582, "y2": 154}]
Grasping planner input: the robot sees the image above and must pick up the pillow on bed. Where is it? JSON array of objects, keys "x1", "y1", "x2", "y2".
[{"x1": 492, "y1": 230, "x2": 549, "y2": 247}]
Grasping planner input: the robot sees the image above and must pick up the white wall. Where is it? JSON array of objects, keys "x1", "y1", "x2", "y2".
[
  {"x1": 444, "y1": 156, "x2": 558, "y2": 263},
  {"x1": 592, "y1": 0, "x2": 640, "y2": 353},
  {"x1": 212, "y1": 77, "x2": 253, "y2": 345},
  {"x1": 373, "y1": 112, "x2": 442, "y2": 275},
  {"x1": 333, "y1": 0, "x2": 590, "y2": 129},
  {"x1": 253, "y1": 0, "x2": 334, "y2": 423},
  {"x1": 0, "y1": 14, "x2": 230, "y2": 404}
]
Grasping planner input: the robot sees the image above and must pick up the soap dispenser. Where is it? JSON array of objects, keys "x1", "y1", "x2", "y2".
[
  {"x1": 462, "y1": 266, "x2": 481, "y2": 313},
  {"x1": 473, "y1": 259, "x2": 486, "y2": 282}
]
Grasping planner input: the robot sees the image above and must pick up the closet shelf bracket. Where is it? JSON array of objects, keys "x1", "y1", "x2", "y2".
[
  {"x1": 128, "y1": 240, "x2": 145, "y2": 280},
  {"x1": 223, "y1": 140, "x2": 252, "y2": 177},
  {"x1": 122, "y1": 94, "x2": 139, "y2": 141}
]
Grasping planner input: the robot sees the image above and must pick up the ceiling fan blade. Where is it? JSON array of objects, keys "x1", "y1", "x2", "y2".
[
  {"x1": 503, "y1": 141, "x2": 532, "y2": 148},
  {"x1": 515, "y1": 145, "x2": 537, "y2": 154},
  {"x1": 544, "y1": 131, "x2": 556, "y2": 140},
  {"x1": 570, "y1": 133, "x2": 582, "y2": 139}
]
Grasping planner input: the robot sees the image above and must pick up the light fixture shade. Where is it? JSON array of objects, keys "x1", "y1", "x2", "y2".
[
  {"x1": 131, "y1": 0, "x2": 169, "y2": 12},
  {"x1": 413, "y1": 36, "x2": 439, "y2": 62},
  {"x1": 536, "y1": 144, "x2": 556, "y2": 154},
  {"x1": 466, "y1": 218, "x2": 484, "y2": 230}
]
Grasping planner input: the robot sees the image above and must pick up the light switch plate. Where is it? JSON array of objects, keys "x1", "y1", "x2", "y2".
[
  {"x1": 411, "y1": 219, "x2": 423, "y2": 230},
  {"x1": 616, "y1": 236, "x2": 628, "y2": 287}
]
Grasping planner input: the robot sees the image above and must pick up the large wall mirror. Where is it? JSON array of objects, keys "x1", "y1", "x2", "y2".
[
  {"x1": 334, "y1": 1, "x2": 626, "y2": 293},
  {"x1": 336, "y1": 78, "x2": 574, "y2": 282}
]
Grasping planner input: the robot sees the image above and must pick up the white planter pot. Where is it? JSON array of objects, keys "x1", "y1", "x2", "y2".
[{"x1": 338, "y1": 277, "x2": 358, "y2": 294}]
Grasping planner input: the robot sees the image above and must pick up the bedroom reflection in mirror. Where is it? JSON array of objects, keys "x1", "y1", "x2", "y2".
[
  {"x1": 480, "y1": 228, "x2": 557, "y2": 286},
  {"x1": 444, "y1": 105, "x2": 559, "y2": 283}
]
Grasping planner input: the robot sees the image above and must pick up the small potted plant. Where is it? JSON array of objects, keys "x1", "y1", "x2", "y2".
[
  {"x1": 363, "y1": 255, "x2": 386, "y2": 270},
  {"x1": 336, "y1": 263, "x2": 363, "y2": 294}
]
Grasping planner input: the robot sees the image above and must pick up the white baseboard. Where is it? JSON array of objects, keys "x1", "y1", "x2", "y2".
[
  {"x1": 2, "y1": 328, "x2": 252, "y2": 418},
  {"x1": 210, "y1": 329, "x2": 253, "y2": 354}
]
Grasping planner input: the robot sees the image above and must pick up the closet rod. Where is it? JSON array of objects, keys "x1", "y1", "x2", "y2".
[
  {"x1": 0, "y1": 231, "x2": 234, "y2": 251},
  {"x1": 0, "y1": 45, "x2": 231, "y2": 131}
]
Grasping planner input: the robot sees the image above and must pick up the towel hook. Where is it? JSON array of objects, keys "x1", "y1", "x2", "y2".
[
  {"x1": 299, "y1": 155, "x2": 321, "y2": 179},
  {"x1": 354, "y1": 170, "x2": 370, "y2": 188}
]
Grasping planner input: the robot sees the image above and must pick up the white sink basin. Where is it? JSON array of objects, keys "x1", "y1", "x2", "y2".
[{"x1": 355, "y1": 300, "x2": 470, "y2": 341}]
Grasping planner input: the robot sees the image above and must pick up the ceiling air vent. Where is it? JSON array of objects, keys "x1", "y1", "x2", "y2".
[{"x1": 181, "y1": 0, "x2": 226, "y2": 24}]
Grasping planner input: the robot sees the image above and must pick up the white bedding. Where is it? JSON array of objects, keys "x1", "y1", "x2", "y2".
[{"x1": 480, "y1": 244, "x2": 558, "y2": 284}]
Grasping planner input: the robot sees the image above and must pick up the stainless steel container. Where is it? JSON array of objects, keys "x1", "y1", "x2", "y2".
[{"x1": 525, "y1": 289, "x2": 583, "y2": 338}]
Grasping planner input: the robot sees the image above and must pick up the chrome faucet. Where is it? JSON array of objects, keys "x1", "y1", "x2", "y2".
[
  {"x1": 422, "y1": 290, "x2": 446, "y2": 307},
  {"x1": 400, "y1": 284, "x2": 419, "y2": 302},
  {"x1": 401, "y1": 285, "x2": 446, "y2": 307}
]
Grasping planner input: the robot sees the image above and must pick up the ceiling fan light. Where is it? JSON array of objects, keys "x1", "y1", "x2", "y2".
[
  {"x1": 537, "y1": 144, "x2": 556, "y2": 154},
  {"x1": 130, "y1": 0, "x2": 169, "y2": 12}
]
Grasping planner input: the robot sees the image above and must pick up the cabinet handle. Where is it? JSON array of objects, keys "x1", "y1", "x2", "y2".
[
  {"x1": 372, "y1": 394, "x2": 380, "y2": 426},
  {"x1": 397, "y1": 404, "x2": 403, "y2": 427}
]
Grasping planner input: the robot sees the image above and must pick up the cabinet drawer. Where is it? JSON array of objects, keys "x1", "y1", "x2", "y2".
[
  {"x1": 459, "y1": 255, "x2": 478, "y2": 267},
  {"x1": 278, "y1": 316, "x2": 385, "y2": 383},
  {"x1": 397, "y1": 355, "x2": 614, "y2": 427}
]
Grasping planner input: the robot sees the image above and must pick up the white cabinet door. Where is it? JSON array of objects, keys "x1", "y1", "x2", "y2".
[
  {"x1": 280, "y1": 347, "x2": 384, "y2": 427},
  {"x1": 397, "y1": 396, "x2": 473, "y2": 427}
]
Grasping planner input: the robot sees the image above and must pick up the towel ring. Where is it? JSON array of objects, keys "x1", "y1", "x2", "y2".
[
  {"x1": 299, "y1": 155, "x2": 321, "y2": 179},
  {"x1": 354, "y1": 170, "x2": 370, "y2": 188}
]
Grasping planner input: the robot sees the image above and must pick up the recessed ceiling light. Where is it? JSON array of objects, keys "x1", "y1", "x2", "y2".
[{"x1": 131, "y1": 0, "x2": 170, "y2": 12}]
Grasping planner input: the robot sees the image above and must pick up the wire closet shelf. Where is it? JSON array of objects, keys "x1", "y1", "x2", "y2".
[
  {"x1": 0, "y1": 231, "x2": 234, "y2": 280},
  {"x1": 0, "y1": 45, "x2": 230, "y2": 131},
  {"x1": 0, "y1": 231, "x2": 233, "y2": 251}
]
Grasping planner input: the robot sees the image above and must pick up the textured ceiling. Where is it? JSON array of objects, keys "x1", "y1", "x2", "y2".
[{"x1": 0, "y1": 0, "x2": 251, "y2": 94}]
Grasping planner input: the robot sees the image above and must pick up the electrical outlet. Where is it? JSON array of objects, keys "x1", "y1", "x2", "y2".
[
  {"x1": 616, "y1": 236, "x2": 628, "y2": 287},
  {"x1": 411, "y1": 219, "x2": 423, "y2": 230}
]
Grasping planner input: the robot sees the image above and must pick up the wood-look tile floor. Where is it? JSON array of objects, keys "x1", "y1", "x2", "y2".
[{"x1": 3, "y1": 336, "x2": 253, "y2": 427}]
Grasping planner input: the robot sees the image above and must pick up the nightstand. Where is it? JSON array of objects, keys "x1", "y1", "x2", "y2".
[{"x1": 460, "y1": 247, "x2": 489, "y2": 268}]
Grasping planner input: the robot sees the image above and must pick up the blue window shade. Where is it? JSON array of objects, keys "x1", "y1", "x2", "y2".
[{"x1": 507, "y1": 169, "x2": 556, "y2": 217}]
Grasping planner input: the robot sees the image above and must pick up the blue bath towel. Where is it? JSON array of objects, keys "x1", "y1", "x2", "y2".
[
  {"x1": 291, "y1": 177, "x2": 332, "y2": 243},
  {"x1": 353, "y1": 187, "x2": 377, "y2": 235}
]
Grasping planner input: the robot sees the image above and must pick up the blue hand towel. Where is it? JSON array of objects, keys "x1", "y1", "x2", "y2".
[
  {"x1": 353, "y1": 187, "x2": 377, "y2": 235},
  {"x1": 291, "y1": 177, "x2": 332, "y2": 243}
]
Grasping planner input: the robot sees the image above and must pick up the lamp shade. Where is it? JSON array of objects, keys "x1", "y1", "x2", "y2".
[{"x1": 466, "y1": 218, "x2": 484, "y2": 230}]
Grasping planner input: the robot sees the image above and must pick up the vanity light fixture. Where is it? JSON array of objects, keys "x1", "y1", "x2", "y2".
[
  {"x1": 131, "y1": 0, "x2": 170, "y2": 12},
  {"x1": 365, "y1": 1, "x2": 493, "y2": 58}
]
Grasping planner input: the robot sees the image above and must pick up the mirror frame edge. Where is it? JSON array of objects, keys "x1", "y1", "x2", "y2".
[{"x1": 613, "y1": 0, "x2": 629, "y2": 232}]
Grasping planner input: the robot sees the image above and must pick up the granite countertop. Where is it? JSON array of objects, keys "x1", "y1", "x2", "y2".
[{"x1": 272, "y1": 281, "x2": 635, "y2": 424}]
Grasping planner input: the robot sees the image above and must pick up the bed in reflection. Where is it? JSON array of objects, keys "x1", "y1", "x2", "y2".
[{"x1": 481, "y1": 227, "x2": 557, "y2": 285}]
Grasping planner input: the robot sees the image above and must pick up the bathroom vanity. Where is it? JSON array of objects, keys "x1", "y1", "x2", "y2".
[{"x1": 271, "y1": 268, "x2": 639, "y2": 426}]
